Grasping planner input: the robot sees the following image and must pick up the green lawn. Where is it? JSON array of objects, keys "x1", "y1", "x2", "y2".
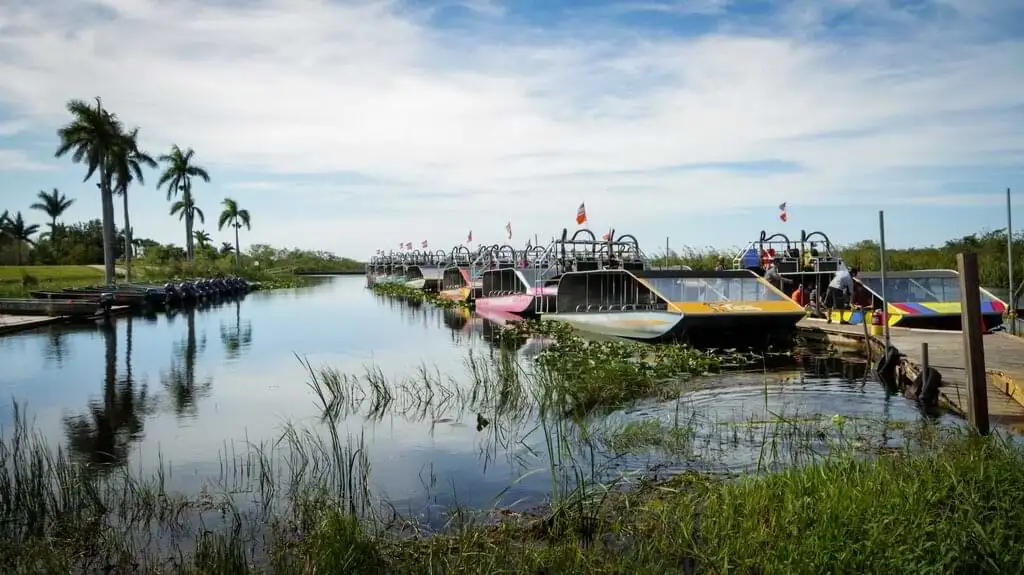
[{"x1": 0, "y1": 265, "x2": 104, "y2": 284}]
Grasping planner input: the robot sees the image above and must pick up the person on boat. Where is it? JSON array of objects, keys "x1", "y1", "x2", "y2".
[
  {"x1": 715, "y1": 257, "x2": 726, "y2": 271},
  {"x1": 791, "y1": 284, "x2": 810, "y2": 307},
  {"x1": 825, "y1": 266, "x2": 859, "y2": 324},
  {"x1": 764, "y1": 262, "x2": 793, "y2": 292}
]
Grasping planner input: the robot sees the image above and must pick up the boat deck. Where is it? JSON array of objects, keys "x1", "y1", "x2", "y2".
[{"x1": 797, "y1": 318, "x2": 1024, "y2": 431}]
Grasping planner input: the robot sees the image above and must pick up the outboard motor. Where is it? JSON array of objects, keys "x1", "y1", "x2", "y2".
[
  {"x1": 163, "y1": 282, "x2": 178, "y2": 304},
  {"x1": 98, "y1": 292, "x2": 116, "y2": 314}
]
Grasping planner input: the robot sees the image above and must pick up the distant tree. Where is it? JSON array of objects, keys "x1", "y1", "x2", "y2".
[
  {"x1": 217, "y1": 198, "x2": 251, "y2": 270},
  {"x1": 193, "y1": 229, "x2": 211, "y2": 249},
  {"x1": 169, "y1": 194, "x2": 205, "y2": 248},
  {"x1": 219, "y1": 242, "x2": 234, "y2": 256},
  {"x1": 30, "y1": 188, "x2": 75, "y2": 237},
  {"x1": 5, "y1": 212, "x2": 40, "y2": 265},
  {"x1": 157, "y1": 145, "x2": 210, "y2": 261}
]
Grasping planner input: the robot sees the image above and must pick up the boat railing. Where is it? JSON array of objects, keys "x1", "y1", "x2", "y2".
[
  {"x1": 732, "y1": 229, "x2": 843, "y2": 274},
  {"x1": 531, "y1": 229, "x2": 649, "y2": 314}
]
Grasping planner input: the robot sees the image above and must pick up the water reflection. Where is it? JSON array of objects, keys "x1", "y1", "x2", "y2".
[
  {"x1": 220, "y1": 300, "x2": 253, "y2": 360},
  {"x1": 161, "y1": 307, "x2": 212, "y2": 418},
  {"x1": 63, "y1": 318, "x2": 150, "y2": 471}
]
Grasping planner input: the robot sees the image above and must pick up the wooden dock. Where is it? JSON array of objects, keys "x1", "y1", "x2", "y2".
[
  {"x1": 797, "y1": 318, "x2": 1024, "y2": 430},
  {"x1": 0, "y1": 306, "x2": 132, "y2": 336}
]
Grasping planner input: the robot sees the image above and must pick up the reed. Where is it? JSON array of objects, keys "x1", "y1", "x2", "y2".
[{"x1": 4, "y1": 348, "x2": 1023, "y2": 572}]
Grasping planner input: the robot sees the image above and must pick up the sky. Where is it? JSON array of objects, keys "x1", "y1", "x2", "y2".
[{"x1": 0, "y1": 0, "x2": 1023, "y2": 260}]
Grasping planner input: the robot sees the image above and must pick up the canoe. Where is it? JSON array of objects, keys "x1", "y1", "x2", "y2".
[{"x1": 0, "y1": 297, "x2": 114, "y2": 317}]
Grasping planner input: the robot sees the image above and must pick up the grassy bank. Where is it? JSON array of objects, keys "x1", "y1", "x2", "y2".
[
  {"x1": 0, "y1": 265, "x2": 105, "y2": 297},
  {"x1": 0, "y1": 263, "x2": 311, "y2": 297},
  {"x1": 2, "y1": 397, "x2": 1020, "y2": 573}
]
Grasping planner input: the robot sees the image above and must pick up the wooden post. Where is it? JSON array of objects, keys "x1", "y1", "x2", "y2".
[
  {"x1": 958, "y1": 252, "x2": 990, "y2": 435},
  {"x1": 921, "y1": 342, "x2": 929, "y2": 377}
]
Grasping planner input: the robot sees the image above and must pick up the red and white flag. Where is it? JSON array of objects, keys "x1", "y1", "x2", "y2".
[
  {"x1": 778, "y1": 202, "x2": 788, "y2": 223},
  {"x1": 576, "y1": 202, "x2": 587, "y2": 225},
  {"x1": 505, "y1": 220, "x2": 512, "y2": 240},
  {"x1": 466, "y1": 230, "x2": 473, "y2": 243},
  {"x1": 421, "y1": 240, "x2": 428, "y2": 248},
  {"x1": 602, "y1": 229, "x2": 612, "y2": 241},
  {"x1": 406, "y1": 242, "x2": 413, "y2": 250}
]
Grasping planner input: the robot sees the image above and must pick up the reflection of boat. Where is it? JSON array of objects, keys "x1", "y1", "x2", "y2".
[
  {"x1": 834, "y1": 270, "x2": 1009, "y2": 330},
  {"x1": 544, "y1": 268, "x2": 806, "y2": 346},
  {"x1": 442, "y1": 306, "x2": 473, "y2": 331}
]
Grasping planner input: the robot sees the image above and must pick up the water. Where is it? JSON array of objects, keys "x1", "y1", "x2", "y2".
[{"x1": 0, "y1": 276, "x2": 957, "y2": 522}]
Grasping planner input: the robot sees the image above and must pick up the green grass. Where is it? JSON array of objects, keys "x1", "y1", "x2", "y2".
[{"x1": 0, "y1": 265, "x2": 103, "y2": 283}]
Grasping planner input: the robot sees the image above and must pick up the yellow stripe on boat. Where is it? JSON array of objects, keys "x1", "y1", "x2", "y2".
[{"x1": 667, "y1": 300, "x2": 805, "y2": 314}]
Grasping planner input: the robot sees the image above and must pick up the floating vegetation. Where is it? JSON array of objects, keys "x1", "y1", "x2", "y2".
[{"x1": 371, "y1": 282, "x2": 469, "y2": 309}]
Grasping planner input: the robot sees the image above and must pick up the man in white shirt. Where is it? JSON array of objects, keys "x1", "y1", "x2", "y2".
[{"x1": 825, "y1": 267, "x2": 859, "y2": 324}]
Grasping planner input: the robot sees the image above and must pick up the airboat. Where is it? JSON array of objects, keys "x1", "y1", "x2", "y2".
[
  {"x1": 473, "y1": 242, "x2": 559, "y2": 316},
  {"x1": 438, "y1": 246, "x2": 486, "y2": 303},
  {"x1": 543, "y1": 229, "x2": 806, "y2": 346},
  {"x1": 402, "y1": 249, "x2": 448, "y2": 292}
]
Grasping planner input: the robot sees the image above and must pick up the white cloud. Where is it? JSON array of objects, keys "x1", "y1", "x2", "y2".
[
  {"x1": 0, "y1": 0, "x2": 1021, "y2": 255},
  {"x1": 0, "y1": 149, "x2": 52, "y2": 171}
]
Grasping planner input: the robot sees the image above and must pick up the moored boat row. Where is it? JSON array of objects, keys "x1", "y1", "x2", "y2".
[
  {"x1": 368, "y1": 229, "x2": 807, "y2": 347},
  {"x1": 26, "y1": 277, "x2": 257, "y2": 312},
  {"x1": 370, "y1": 227, "x2": 1018, "y2": 344}
]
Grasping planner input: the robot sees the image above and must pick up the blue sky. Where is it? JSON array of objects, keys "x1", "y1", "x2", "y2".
[{"x1": 0, "y1": 0, "x2": 1022, "y2": 258}]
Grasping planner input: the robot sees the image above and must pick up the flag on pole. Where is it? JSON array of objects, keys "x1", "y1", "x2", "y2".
[
  {"x1": 576, "y1": 202, "x2": 587, "y2": 225},
  {"x1": 602, "y1": 229, "x2": 612, "y2": 241},
  {"x1": 505, "y1": 220, "x2": 512, "y2": 240},
  {"x1": 466, "y1": 230, "x2": 473, "y2": 243},
  {"x1": 779, "y1": 202, "x2": 788, "y2": 223},
  {"x1": 421, "y1": 240, "x2": 428, "y2": 248},
  {"x1": 406, "y1": 242, "x2": 413, "y2": 250}
]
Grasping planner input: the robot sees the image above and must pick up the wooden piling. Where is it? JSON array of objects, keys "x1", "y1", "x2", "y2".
[{"x1": 958, "y1": 252, "x2": 990, "y2": 435}]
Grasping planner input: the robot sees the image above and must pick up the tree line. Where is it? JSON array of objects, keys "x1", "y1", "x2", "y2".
[{"x1": 0, "y1": 98, "x2": 253, "y2": 282}]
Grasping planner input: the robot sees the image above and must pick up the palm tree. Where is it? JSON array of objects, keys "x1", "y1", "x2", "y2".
[
  {"x1": 157, "y1": 145, "x2": 210, "y2": 261},
  {"x1": 193, "y1": 229, "x2": 211, "y2": 250},
  {"x1": 109, "y1": 127, "x2": 156, "y2": 282},
  {"x1": 5, "y1": 212, "x2": 40, "y2": 265},
  {"x1": 217, "y1": 198, "x2": 251, "y2": 270},
  {"x1": 170, "y1": 195, "x2": 205, "y2": 242},
  {"x1": 219, "y1": 241, "x2": 234, "y2": 256},
  {"x1": 30, "y1": 188, "x2": 75, "y2": 238},
  {"x1": 55, "y1": 97, "x2": 123, "y2": 285}
]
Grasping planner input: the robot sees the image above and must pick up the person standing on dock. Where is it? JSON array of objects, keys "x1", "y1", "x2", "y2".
[{"x1": 825, "y1": 266, "x2": 858, "y2": 324}]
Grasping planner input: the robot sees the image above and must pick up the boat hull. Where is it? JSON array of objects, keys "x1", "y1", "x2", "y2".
[
  {"x1": 439, "y1": 287, "x2": 470, "y2": 301},
  {"x1": 406, "y1": 278, "x2": 427, "y2": 290},
  {"x1": 475, "y1": 293, "x2": 534, "y2": 315},
  {"x1": 0, "y1": 298, "x2": 109, "y2": 317},
  {"x1": 543, "y1": 311, "x2": 684, "y2": 341}
]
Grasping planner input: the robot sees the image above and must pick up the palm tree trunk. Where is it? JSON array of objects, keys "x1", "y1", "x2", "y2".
[
  {"x1": 122, "y1": 188, "x2": 132, "y2": 283},
  {"x1": 234, "y1": 223, "x2": 240, "y2": 270},
  {"x1": 184, "y1": 187, "x2": 195, "y2": 261},
  {"x1": 99, "y1": 169, "x2": 117, "y2": 285}
]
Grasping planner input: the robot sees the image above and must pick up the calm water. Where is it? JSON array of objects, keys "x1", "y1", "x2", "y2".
[{"x1": 0, "y1": 276, "x2": 957, "y2": 519}]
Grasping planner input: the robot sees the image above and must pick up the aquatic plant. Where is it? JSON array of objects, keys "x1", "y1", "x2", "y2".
[{"x1": 371, "y1": 282, "x2": 470, "y2": 309}]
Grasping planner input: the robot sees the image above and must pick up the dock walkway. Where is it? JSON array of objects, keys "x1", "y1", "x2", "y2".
[{"x1": 797, "y1": 318, "x2": 1024, "y2": 430}]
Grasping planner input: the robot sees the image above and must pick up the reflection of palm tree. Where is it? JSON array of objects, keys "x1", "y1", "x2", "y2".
[
  {"x1": 64, "y1": 318, "x2": 148, "y2": 471},
  {"x1": 219, "y1": 299, "x2": 253, "y2": 360},
  {"x1": 162, "y1": 307, "x2": 212, "y2": 417},
  {"x1": 44, "y1": 328, "x2": 67, "y2": 366}
]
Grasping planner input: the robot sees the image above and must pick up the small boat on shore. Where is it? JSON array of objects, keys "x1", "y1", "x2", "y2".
[{"x1": 0, "y1": 295, "x2": 116, "y2": 317}]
